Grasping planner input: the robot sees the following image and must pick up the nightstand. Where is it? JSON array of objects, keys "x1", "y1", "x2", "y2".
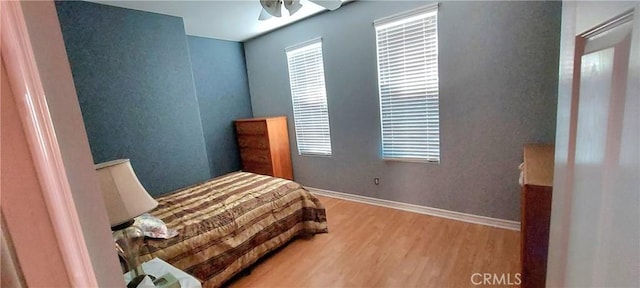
[{"x1": 123, "y1": 258, "x2": 201, "y2": 288}]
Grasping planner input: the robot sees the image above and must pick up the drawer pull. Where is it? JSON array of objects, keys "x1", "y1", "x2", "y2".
[
  {"x1": 238, "y1": 136, "x2": 269, "y2": 149},
  {"x1": 240, "y1": 149, "x2": 272, "y2": 164},
  {"x1": 235, "y1": 122, "x2": 266, "y2": 135}
]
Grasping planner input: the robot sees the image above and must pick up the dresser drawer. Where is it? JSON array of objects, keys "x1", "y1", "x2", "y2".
[
  {"x1": 240, "y1": 148, "x2": 272, "y2": 164},
  {"x1": 235, "y1": 121, "x2": 267, "y2": 135},
  {"x1": 235, "y1": 116, "x2": 293, "y2": 180},
  {"x1": 242, "y1": 163, "x2": 273, "y2": 176},
  {"x1": 237, "y1": 135, "x2": 269, "y2": 149}
]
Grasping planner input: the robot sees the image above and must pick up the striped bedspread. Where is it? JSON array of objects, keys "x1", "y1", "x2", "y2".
[{"x1": 139, "y1": 172, "x2": 328, "y2": 287}]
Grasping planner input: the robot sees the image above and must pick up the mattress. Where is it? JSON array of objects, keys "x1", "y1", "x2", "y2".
[{"x1": 139, "y1": 172, "x2": 328, "y2": 287}]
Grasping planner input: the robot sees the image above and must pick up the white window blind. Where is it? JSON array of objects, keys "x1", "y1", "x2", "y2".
[
  {"x1": 286, "y1": 38, "x2": 332, "y2": 156},
  {"x1": 375, "y1": 4, "x2": 440, "y2": 163}
]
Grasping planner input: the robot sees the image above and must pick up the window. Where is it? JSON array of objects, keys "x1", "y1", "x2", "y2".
[
  {"x1": 286, "y1": 38, "x2": 332, "y2": 156},
  {"x1": 375, "y1": 5, "x2": 440, "y2": 163}
]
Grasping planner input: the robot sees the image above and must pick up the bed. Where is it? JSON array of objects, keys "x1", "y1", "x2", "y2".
[{"x1": 138, "y1": 171, "x2": 328, "y2": 287}]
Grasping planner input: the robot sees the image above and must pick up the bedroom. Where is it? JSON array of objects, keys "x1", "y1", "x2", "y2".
[{"x1": 1, "y1": 0, "x2": 638, "y2": 288}]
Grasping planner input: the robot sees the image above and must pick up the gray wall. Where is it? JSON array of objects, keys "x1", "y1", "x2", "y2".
[
  {"x1": 187, "y1": 36, "x2": 253, "y2": 178},
  {"x1": 56, "y1": 1, "x2": 211, "y2": 196},
  {"x1": 244, "y1": 1, "x2": 561, "y2": 221}
]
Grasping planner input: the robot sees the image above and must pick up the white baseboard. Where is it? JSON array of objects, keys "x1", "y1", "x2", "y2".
[{"x1": 306, "y1": 187, "x2": 521, "y2": 231}]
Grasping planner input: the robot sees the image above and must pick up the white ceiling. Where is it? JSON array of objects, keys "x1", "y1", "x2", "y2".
[{"x1": 88, "y1": 0, "x2": 343, "y2": 42}]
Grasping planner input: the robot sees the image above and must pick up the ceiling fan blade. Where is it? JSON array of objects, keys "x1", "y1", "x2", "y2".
[
  {"x1": 308, "y1": 0, "x2": 342, "y2": 10},
  {"x1": 260, "y1": 0, "x2": 282, "y2": 17},
  {"x1": 283, "y1": 0, "x2": 303, "y2": 16},
  {"x1": 258, "y1": 8, "x2": 273, "y2": 21}
]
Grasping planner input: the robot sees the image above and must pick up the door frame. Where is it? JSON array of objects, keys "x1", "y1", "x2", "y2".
[
  {"x1": 547, "y1": 3, "x2": 638, "y2": 286},
  {"x1": 1, "y1": 1, "x2": 99, "y2": 286}
]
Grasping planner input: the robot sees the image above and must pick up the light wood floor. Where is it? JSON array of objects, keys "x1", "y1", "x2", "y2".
[{"x1": 228, "y1": 195, "x2": 520, "y2": 288}]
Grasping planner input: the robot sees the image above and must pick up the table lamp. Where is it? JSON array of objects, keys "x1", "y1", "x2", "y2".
[{"x1": 95, "y1": 159, "x2": 158, "y2": 286}]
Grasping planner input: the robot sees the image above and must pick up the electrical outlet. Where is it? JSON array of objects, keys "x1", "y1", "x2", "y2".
[{"x1": 374, "y1": 178, "x2": 380, "y2": 185}]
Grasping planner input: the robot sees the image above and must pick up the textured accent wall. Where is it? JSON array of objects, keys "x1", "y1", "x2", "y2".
[
  {"x1": 56, "y1": 1, "x2": 211, "y2": 196},
  {"x1": 244, "y1": 1, "x2": 561, "y2": 221},
  {"x1": 187, "y1": 36, "x2": 253, "y2": 178}
]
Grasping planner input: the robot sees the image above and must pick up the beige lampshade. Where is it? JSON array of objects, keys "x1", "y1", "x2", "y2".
[{"x1": 95, "y1": 159, "x2": 158, "y2": 227}]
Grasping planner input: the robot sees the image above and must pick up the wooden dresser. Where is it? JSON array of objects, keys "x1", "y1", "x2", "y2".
[
  {"x1": 521, "y1": 144, "x2": 554, "y2": 288},
  {"x1": 234, "y1": 116, "x2": 293, "y2": 180}
]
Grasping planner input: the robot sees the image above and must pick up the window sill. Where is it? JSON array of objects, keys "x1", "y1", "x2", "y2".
[
  {"x1": 299, "y1": 153, "x2": 332, "y2": 158},
  {"x1": 383, "y1": 157, "x2": 439, "y2": 164}
]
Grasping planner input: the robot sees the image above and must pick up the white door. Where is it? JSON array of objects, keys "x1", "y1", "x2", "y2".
[{"x1": 547, "y1": 2, "x2": 639, "y2": 287}]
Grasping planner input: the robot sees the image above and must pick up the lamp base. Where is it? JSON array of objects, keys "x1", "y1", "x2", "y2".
[
  {"x1": 112, "y1": 219, "x2": 135, "y2": 231},
  {"x1": 113, "y1": 223, "x2": 147, "y2": 284}
]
